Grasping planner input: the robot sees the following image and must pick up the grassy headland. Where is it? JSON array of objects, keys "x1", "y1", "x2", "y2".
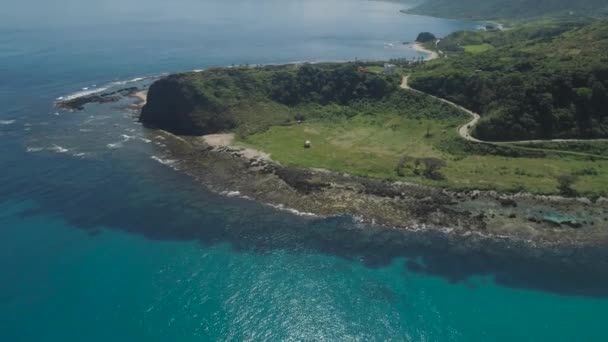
[{"x1": 141, "y1": 59, "x2": 608, "y2": 196}]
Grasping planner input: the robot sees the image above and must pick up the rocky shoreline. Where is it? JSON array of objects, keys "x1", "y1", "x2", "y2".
[
  {"x1": 148, "y1": 131, "x2": 608, "y2": 294},
  {"x1": 60, "y1": 88, "x2": 608, "y2": 292},
  {"x1": 157, "y1": 130, "x2": 608, "y2": 247}
]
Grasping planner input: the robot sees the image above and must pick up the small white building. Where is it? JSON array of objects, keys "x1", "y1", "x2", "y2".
[{"x1": 383, "y1": 63, "x2": 397, "y2": 74}]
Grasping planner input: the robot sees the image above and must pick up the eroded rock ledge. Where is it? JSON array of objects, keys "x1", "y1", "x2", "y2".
[{"x1": 160, "y1": 133, "x2": 608, "y2": 248}]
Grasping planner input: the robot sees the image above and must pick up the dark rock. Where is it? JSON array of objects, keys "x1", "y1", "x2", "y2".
[
  {"x1": 563, "y1": 220, "x2": 583, "y2": 229},
  {"x1": 140, "y1": 76, "x2": 236, "y2": 135},
  {"x1": 57, "y1": 87, "x2": 138, "y2": 110},
  {"x1": 499, "y1": 198, "x2": 518, "y2": 207}
]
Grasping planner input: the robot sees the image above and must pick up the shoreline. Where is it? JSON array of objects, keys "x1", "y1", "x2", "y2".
[
  {"x1": 158, "y1": 123, "x2": 608, "y2": 245},
  {"x1": 412, "y1": 42, "x2": 439, "y2": 60},
  {"x1": 142, "y1": 127, "x2": 608, "y2": 282},
  {"x1": 129, "y1": 88, "x2": 608, "y2": 254}
]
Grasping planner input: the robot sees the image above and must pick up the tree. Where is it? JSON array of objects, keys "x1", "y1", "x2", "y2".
[
  {"x1": 395, "y1": 156, "x2": 415, "y2": 177},
  {"x1": 421, "y1": 158, "x2": 447, "y2": 180},
  {"x1": 556, "y1": 174, "x2": 578, "y2": 197}
]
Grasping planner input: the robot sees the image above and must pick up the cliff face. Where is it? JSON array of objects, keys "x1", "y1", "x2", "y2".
[
  {"x1": 140, "y1": 75, "x2": 236, "y2": 135},
  {"x1": 140, "y1": 64, "x2": 399, "y2": 136}
]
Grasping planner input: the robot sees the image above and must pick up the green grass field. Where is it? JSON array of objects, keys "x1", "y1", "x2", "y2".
[
  {"x1": 463, "y1": 43, "x2": 495, "y2": 53},
  {"x1": 237, "y1": 113, "x2": 608, "y2": 195}
]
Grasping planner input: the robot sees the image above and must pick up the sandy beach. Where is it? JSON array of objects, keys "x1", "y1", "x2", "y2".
[{"x1": 412, "y1": 42, "x2": 439, "y2": 60}]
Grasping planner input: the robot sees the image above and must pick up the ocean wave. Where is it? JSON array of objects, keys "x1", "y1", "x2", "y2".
[
  {"x1": 150, "y1": 155, "x2": 179, "y2": 170},
  {"x1": 50, "y1": 144, "x2": 69, "y2": 153},
  {"x1": 107, "y1": 142, "x2": 123, "y2": 149},
  {"x1": 57, "y1": 75, "x2": 151, "y2": 102},
  {"x1": 110, "y1": 76, "x2": 148, "y2": 86},
  {"x1": 267, "y1": 203, "x2": 319, "y2": 217},
  {"x1": 0, "y1": 120, "x2": 16, "y2": 125},
  {"x1": 219, "y1": 190, "x2": 252, "y2": 200},
  {"x1": 107, "y1": 134, "x2": 136, "y2": 149},
  {"x1": 57, "y1": 87, "x2": 109, "y2": 101},
  {"x1": 26, "y1": 147, "x2": 44, "y2": 152}
]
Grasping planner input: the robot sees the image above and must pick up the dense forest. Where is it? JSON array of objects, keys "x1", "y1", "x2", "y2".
[
  {"x1": 407, "y1": 0, "x2": 608, "y2": 20},
  {"x1": 140, "y1": 64, "x2": 461, "y2": 136},
  {"x1": 410, "y1": 20, "x2": 608, "y2": 141}
]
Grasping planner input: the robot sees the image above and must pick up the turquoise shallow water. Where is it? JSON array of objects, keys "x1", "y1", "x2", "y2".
[{"x1": 1, "y1": 0, "x2": 608, "y2": 340}]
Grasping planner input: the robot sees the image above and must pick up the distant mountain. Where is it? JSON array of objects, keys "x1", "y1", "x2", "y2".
[{"x1": 408, "y1": 0, "x2": 608, "y2": 20}]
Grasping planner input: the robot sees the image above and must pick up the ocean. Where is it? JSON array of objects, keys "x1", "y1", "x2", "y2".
[{"x1": 1, "y1": 0, "x2": 607, "y2": 340}]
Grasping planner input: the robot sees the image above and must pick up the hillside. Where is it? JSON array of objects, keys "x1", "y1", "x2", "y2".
[
  {"x1": 410, "y1": 20, "x2": 608, "y2": 141},
  {"x1": 141, "y1": 63, "x2": 456, "y2": 136},
  {"x1": 407, "y1": 0, "x2": 608, "y2": 20}
]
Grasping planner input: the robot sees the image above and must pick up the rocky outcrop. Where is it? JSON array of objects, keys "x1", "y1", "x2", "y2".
[
  {"x1": 57, "y1": 87, "x2": 138, "y2": 110},
  {"x1": 140, "y1": 75, "x2": 236, "y2": 135}
]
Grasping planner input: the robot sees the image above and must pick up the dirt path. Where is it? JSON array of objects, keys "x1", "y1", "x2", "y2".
[
  {"x1": 401, "y1": 76, "x2": 482, "y2": 143},
  {"x1": 401, "y1": 76, "x2": 608, "y2": 150},
  {"x1": 202, "y1": 133, "x2": 271, "y2": 161}
]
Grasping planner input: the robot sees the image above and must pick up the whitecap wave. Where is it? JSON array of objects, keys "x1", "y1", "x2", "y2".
[
  {"x1": 57, "y1": 75, "x2": 150, "y2": 102},
  {"x1": 107, "y1": 142, "x2": 123, "y2": 149},
  {"x1": 26, "y1": 147, "x2": 44, "y2": 152},
  {"x1": 50, "y1": 145, "x2": 69, "y2": 153},
  {"x1": 0, "y1": 120, "x2": 15, "y2": 125},
  {"x1": 107, "y1": 134, "x2": 135, "y2": 149},
  {"x1": 57, "y1": 87, "x2": 108, "y2": 101},
  {"x1": 267, "y1": 203, "x2": 319, "y2": 217},
  {"x1": 150, "y1": 155, "x2": 179, "y2": 170}
]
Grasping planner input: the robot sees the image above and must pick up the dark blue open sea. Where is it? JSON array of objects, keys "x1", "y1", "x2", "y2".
[{"x1": 1, "y1": 0, "x2": 607, "y2": 340}]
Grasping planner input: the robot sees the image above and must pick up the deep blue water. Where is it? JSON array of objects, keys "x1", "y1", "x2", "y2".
[{"x1": 2, "y1": 0, "x2": 608, "y2": 340}]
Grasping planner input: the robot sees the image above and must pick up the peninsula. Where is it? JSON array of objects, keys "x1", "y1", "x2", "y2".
[{"x1": 137, "y1": 19, "x2": 608, "y2": 273}]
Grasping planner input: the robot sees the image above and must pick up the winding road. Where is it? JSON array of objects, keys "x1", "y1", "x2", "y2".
[{"x1": 400, "y1": 76, "x2": 608, "y2": 151}]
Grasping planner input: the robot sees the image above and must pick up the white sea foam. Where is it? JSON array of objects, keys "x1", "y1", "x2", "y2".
[
  {"x1": 57, "y1": 87, "x2": 108, "y2": 101},
  {"x1": 221, "y1": 190, "x2": 243, "y2": 198},
  {"x1": 150, "y1": 155, "x2": 180, "y2": 170},
  {"x1": 50, "y1": 145, "x2": 69, "y2": 153},
  {"x1": 107, "y1": 142, "x2": 123, "y2": 149},
  {"x1": 0, "y1": 120, "x2": 15, "y2": 125},
  {"x1": 26, "y1": 147, "x2": 44, "y2": 152},
  {"x1": 267, "y1": 203, "x2": 319, "y2": 217},
  {"x1": 57, "y1": 75, "x2": 150, "y2": 102}
]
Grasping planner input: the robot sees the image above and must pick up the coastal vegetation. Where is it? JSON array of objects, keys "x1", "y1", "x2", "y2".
[
  {"x1": 410, "y1": 20, "x2": 608, "y2": 141},
  {"x1": 141, "y1": 60, "x2": 608, "y2": 196},
  {"x1": 406, "y1": 0, "x2": 608, "y2": 20}
]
